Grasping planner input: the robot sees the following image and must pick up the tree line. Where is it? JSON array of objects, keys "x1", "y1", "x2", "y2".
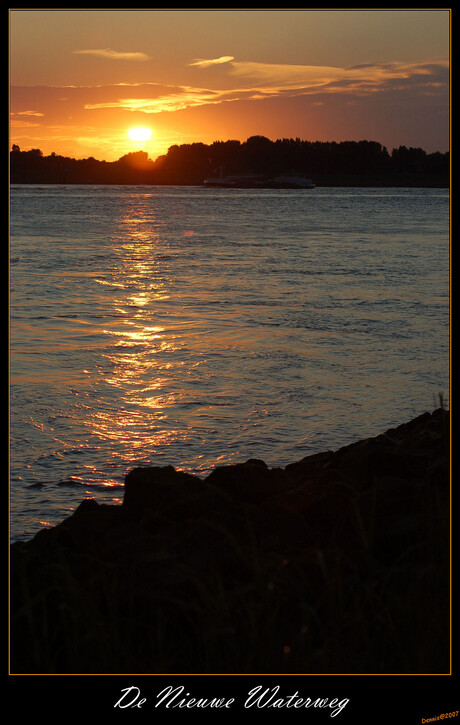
[{"x1": 10, "y1": 136, "x2": 449, "y2": 186}]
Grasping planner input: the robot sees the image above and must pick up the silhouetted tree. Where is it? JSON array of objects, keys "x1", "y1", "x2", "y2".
[
  {"x1": 241, "y1": 135, "x2": 275, "y2": 173},
  {"x1": 391, "y1": 146, "x2": 427, "y2": 173},
  {"x1": 209, "y1": 140, "x2": 242, "y2": 174},
  {"x1": 9, "y1": 139, "x2": 449, "y2": 187}
]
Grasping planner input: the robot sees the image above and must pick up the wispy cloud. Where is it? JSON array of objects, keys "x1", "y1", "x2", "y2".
[
  {"x1": 189, "y1": 56, "x2": 234, "y2": 67},
  {"x1": 227, "y1": 58, "x2": 449, "y2": 96},
  {"x1": 10, "y1": 119, "x2": 42, "y2": 128},
  {"x1": 79, "y1": 56, "x2": 448, "y2": 117},
  {"x1": 73, "y1": 48, "x2": 151, "y2": 61},
  {"x1": 15, "y1": 110, "x2": 45, "y2": 117},
  {"x1": 83, "y1": 86, "x2": 234, "y2": 114}
]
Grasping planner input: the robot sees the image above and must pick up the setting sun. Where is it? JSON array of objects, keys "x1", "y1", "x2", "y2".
[{"x1": 128, "y1": 127, "x2": 152, "y2": 142}]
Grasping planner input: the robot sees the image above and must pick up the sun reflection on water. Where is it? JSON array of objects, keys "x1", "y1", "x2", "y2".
[{"x1": 85, "y1": 201, "x2": 192, "y2": 467}]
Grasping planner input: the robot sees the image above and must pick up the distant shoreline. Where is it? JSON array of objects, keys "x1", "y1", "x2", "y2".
[
  {"x1": 10, "y1": 138, "x2": 449, "y2": 188},
  {"x1": 10, "y1": 179, "x2": 449, "y2": 188}
]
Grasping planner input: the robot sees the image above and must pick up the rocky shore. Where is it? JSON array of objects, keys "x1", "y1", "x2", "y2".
[{"x1": 10, "y1": 409, "x2": 450, "y2": 675}]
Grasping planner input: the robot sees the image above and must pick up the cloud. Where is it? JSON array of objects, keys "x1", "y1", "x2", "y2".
[
  {"x1": 73, "y1": 48, "x2": 151, "y2": 61},
  {"x1": 189, "y1": 56, "x2": 234, "y2": 67},
  {"x1": 180, "y1": 57, "x2": 448, "y2": 118},
  {"x1": 229, "y1": 61, "x2": 346, "y2": 87},
  {"x1": 79, "y1": 57, "x2": 448, "y2": 118},
  {"x1": 15, "y1": 110, "x2": 45, "y2": 117},
  {"x1": 10, "y1": 119, "x2": 41, "y2": 128},
  {"x1": 84, "y1": 88, "x2": 231, "y2": 114},
  {"x1": 227, "y1": 58, "x2": 449, "y2": 95},
  {"x1": 80, "y1": 81, "x2": 246, "y2": 115}
]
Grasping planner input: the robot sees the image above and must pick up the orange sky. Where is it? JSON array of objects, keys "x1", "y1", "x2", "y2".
[{"x1": 9, "y1": 9, "x2": 450, "y2": 162}]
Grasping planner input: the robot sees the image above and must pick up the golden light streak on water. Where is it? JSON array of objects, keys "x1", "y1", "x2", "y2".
[{"x1": 76, "y1": 203, "x2": 194, "y2": 463}]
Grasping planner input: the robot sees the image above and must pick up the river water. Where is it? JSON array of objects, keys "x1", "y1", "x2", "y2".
[{"x1": 9, "y1": 185, "x2": 450, "y2": 541}]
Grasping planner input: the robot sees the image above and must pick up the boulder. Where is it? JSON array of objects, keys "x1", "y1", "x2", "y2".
[
  {"x1": 9, "y1": 408, "x2": 450, "y2": 675},
  {"x1": 204, "y1": 461, "x2": 291, "y2": 504}
]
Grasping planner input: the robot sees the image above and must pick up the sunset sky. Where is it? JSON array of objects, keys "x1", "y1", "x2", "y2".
[{"x1": 9, "y1": 9, "x2": 450, "y2": 162}]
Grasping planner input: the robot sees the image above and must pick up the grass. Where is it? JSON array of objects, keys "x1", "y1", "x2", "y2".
[
  {"x1": 11, "y1": 491, "x2": 449, "y2": 673},
  {"x1": 10, "y1": 410, "x2": 450, "y2": 675}
]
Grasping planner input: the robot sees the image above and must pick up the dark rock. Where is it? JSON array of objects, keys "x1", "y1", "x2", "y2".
[
  {"x1": 331, "y1": 439, "x2": 411, "y2": 489},
  {"x1": 122, "y1": 464, "x2": 243, "y2": 529},
  {"x1": 123, "y1": 465, "x2": 200, "y2": 514},
  {"x1": 244, "y1": 458, "x2": 268, "y2": 467},
  {"x1": 10, "y1": 408, "x2": 450, "y2": 675},
  {"x1": 205, "y1": 461, "x2": 290, "y2": 504},
  {"x1": 284, "y1": 450, "x2": 334, "y2": 485}
]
